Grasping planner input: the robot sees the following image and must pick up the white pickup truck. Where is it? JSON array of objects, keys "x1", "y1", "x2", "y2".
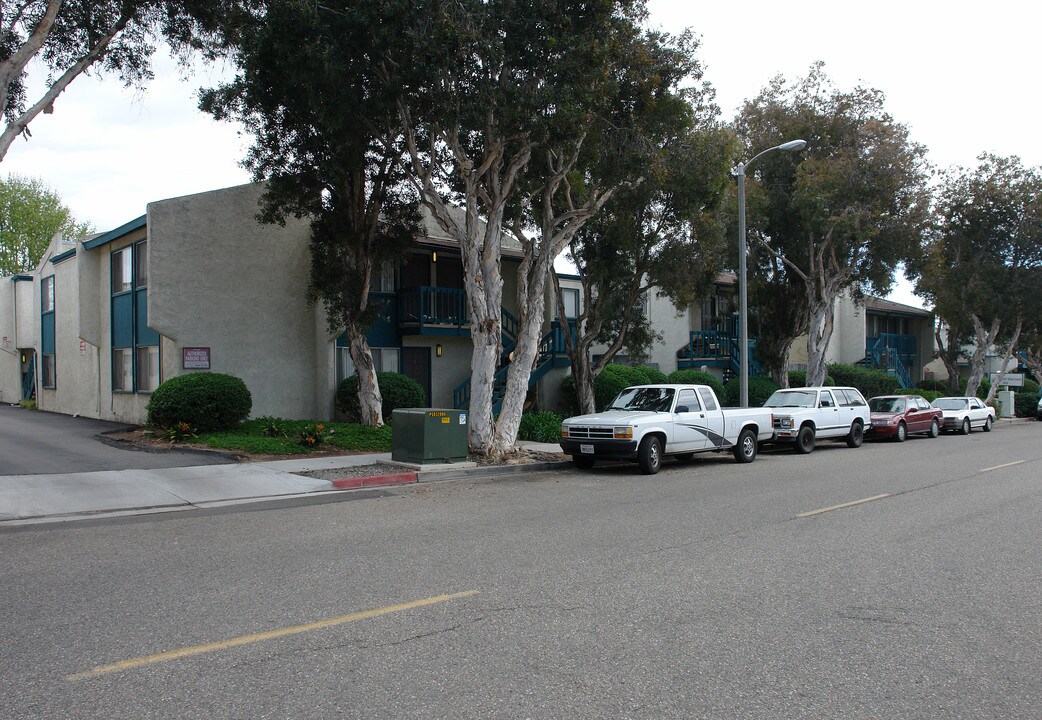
[
  {"x1": 763, "y1": 386, "x2": 871, "y2": 453},
  {"x1": 559, "y1": 384, "x2": 774, "y2": 474}
]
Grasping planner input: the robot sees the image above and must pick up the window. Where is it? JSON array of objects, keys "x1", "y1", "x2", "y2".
[
  {"x1": 41, "y1": 276, "x2": 55, "y2": 388},
  {"x1": 677, "y1": 389, "x2": 700, "y2": 412},
  {"x1": 698, "y1": 388, "x2": 718, "y2": 411},
  {"x1": 818, "y1": 391, "x2": 835, "y2": 408},
  {"x1": 373, "y1": 263, "x2": 395, "y2": 293},
  {"x1": 111, "y1": 241, "x2": 159, "y2": 393},
  {"x1": 557, "y1": 288, "x2": 579, "y2": 320},
  {"x1": 836, "y1": 388, "x2": 866, "y2": 407},
  {"x1": 336, "y1": 346, "x2": 400, "y2": 384}
]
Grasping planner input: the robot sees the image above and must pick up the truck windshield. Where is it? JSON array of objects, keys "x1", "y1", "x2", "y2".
[
  {"x1": 605, "y1": 387, "x2": 675, "y2": 413},
  {"x1": 764, "y1": 390, "x2": 817, "y2": 408}
]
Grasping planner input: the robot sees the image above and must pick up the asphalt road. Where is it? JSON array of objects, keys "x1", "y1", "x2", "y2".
[
  {"x1": 0, "y1": 404, "x2": 233, "y2": 475},
  {"x1": 2, "y1": 420, "x2": 1040, "y2": 718}
]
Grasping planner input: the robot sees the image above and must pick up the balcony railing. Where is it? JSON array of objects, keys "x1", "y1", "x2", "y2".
[{"x1": 398, "y1": 286, "x2": 469, "y2": 335}]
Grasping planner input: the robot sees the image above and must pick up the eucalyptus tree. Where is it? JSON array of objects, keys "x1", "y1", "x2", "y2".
[
  {"x1": 0, "y1": 174, "x2": 92, "y2": 275},
  {"x1": 0, "y1": 0, "x2": 253, "y2": 163},
  {"x1": 911, "y1": 155, "x2": 1042, "y2": 399},
  {"x1": 200, "y1": 0, "x2": 420, "y2": 427},
  {"x1": 555, "y1": 117, "x2": 736, "y2": 415},
  {"x1": 398, "y1": 0, "x2": 697, "y2": 456},
  {"x1": 736, "y1": 63, "x2": 931, "y2": 386}
]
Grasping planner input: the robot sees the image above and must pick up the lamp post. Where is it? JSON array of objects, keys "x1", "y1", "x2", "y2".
[{"x1": 737, "y1": 139, "x2": 807, "y2": 407}]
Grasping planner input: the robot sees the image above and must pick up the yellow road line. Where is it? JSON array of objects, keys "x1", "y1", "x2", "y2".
[
  {"x1": 797, "y1": 494, "x2": 890, "y2": 518},
  {"x1": 68, "y1": 589, "x2": 479, "y2": 682},
  {"x1": 980, "y1": 460, "x2": 1024, "y2": 473}
]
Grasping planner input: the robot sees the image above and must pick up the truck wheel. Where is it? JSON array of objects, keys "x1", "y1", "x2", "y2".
[
  {"x1": 637, "y1": 436, "x2": 662, "y2": 475},
  {"x1": 960, "y1": 417, "x2": 971, "y2": 435},
  {"x1": 733, "y1": 428, "x2": 758, "y2": 463},
  {"x1": 845, "y1": 421, "x2": 864, "y2": 448},
  {"x1": 983, "y1": 417, "x2": 993, "y2": 432},
  {"x1": 795, "y1": 425, "x2": 815, "y2": 454},
  {"x1": 572, "y1": 456, "x2": 595, "y2": 470},
  {"x1": 928, "y1": 419, "x2": 940, "y2": 438},
  {"x1": 895, "y1": 422, "x2": 907, "y2": 443}
]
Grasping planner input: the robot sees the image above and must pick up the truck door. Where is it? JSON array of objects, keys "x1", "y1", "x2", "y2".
[
  {"x1": 698, "y1": 387, "x2": 727, "y2": 448},
  {"x1": 673, "y1": 388, "x2": 708, "y2": 452}
]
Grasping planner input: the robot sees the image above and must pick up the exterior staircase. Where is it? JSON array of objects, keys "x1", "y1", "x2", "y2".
[
  {"x1": 677, "y1": 314, "x2": 762, "y2": 380},
  {"x1": 863, "y1": 334, "x2": 915, "y2": 388}
]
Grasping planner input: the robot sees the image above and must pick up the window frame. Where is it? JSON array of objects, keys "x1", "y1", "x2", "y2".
[
  {"x1": 40, "y1": 275, "x2": 56, "y2": 389},
  {"x1": 111, "y1": 241, "x2": 159, "y2": 394}
]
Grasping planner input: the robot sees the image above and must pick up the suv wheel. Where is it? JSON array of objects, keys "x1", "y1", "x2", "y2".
[
  {"x1": 846, "y1": 421, "x2": 864, "y2": 448},
  {"x1": 795, "y1": 425, "x2": 815, "y2": 454}
]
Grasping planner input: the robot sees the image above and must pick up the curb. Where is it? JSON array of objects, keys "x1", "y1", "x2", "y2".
[
  {"x1": 417, "y1": 460, "x2": 572, "y2": 483},
  {"x1": 331, "y1": 472, "x2": 418, "y2": 490}
]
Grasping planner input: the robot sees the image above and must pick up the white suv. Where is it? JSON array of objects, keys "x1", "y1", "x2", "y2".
[{"x1": 764, "y1": 386, "x2": 871, "y2": 454}]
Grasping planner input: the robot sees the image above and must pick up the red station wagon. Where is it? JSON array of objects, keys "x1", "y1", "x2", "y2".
[{"x1": 867, "y1": 395, "x2": 943, "y2": 442}]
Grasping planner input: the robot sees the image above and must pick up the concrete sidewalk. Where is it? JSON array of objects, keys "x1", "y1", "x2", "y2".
[{"x1": 0, "y1": 442, "x2": 570, "y2": 527}]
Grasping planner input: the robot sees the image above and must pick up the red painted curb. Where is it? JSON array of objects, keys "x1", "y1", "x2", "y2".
[{"x1": 331, "y1": 473, "x2": 417, "y2": 490}]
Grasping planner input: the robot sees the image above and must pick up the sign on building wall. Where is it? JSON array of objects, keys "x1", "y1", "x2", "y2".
[{"x1": 183, "y1": 347, "x2": 211, "y2": 370}]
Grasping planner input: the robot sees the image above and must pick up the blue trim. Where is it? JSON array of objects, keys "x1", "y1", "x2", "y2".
[
  {"x1": 83, "y1": 214, "x2": 146, "y2": 250},
  {"x1": 50, "y1": 248, "x2": 77, "y2": 265},
  {"x1": 11, "y1": 274, "x2": 32, "y2": 282}
]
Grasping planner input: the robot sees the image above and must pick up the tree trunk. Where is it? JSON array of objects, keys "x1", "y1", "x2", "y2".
[
  {"x1": 1021, "y1": 347, "x2": 1042, "y2": 390},
  {"x1": 965, "y1": 315, "x2": 1001, "y2": 398},
  {"x1": 805, "y1": 294, "x2": 836, "y2": 387},
  {"x1": 984, "y1": 317, "x2": 1022, "y2": 405},
  {"x1": 573, "y1": 354, "x2": 596, "y2": 415},
  {"x1": 347, "y1": 333, "x2": 383, "y2": 427},
  {"x1": 934, "y1": 321, "x2": 963, "y2": 394}
]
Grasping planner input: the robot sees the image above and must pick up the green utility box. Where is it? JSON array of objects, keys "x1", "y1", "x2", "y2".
[{"x1": 391, "y1": 408, "x2": 469, "y2": 464}]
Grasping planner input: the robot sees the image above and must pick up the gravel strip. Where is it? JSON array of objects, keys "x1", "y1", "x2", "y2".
[{"x1": 296, "y1": 463, "x2": 414, "y2": 480}]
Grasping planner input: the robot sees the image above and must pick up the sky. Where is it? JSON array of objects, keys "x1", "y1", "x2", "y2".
[{"x1": 4, "y1": 1, "x2": 1041, "y2": 308}]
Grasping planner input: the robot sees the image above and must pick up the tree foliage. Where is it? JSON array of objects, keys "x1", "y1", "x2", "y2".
[
  {"x1": 736, "y1": 63, "x2": 930, "y2": 386},
  {"x1": 909, "y1": 155, "x2": 1042, "y2": 398},
  {"x1": 0, "y1": 0, "x2": 256, "y2": 162},
  {"x1": 200, "y1": 0, "x2": 421, "y2": 427},
  {"x1": 0, "y1": 174, "x2": 92, "y2": 274}
]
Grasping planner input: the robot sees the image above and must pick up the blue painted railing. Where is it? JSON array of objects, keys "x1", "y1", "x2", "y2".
[
  {"x1": 398, "y1": 286, "x2": 469, "y2": 334},
  {"x1": 677, "y1": 326, "x2": 761, "y2": 377},
  {"x1": 21, "y1": 354, "x2": 35, "y2": 400},
  {"x1": 865, "y1": 334, "x2": 916, "y2": 388}
]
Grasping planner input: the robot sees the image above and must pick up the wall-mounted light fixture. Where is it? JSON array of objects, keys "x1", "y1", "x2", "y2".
[
  {"x1": 431, "y1": 251, "x2": 437, "y2": 263},
  {"x1": 436, "y1": 344, "x2": 443, "y2": 358}
]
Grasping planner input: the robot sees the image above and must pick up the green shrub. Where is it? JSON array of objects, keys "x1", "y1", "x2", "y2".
[
  {"x1": 788, "y1": 370, "x2": 835, "y2": 387},
  {"x1": 595, "y1": 364, "x2": 655, "y2": 411},
  {"x1": 162, "y1": 421, "x2": 198, "y2": 443},
  {"x1": 1015, "y1": 392, "x2": 1040, "y2": 418},
  {"x1": 911, "y1": 389, "x2": 944, "y2": 403},
  {"x1": 336, "y1": 371, "x2": 426, "y2": 422},
  {"x1": 826, "y1": 363, "x2": 902, "y2": 398},
  {"x1": 18, "y1": 399, "x2": 37, "y2": 410},
  {"x1": 722, "y1": 375, "x2": 779, "y2": 407},
  {"x1": 1023, "y1": 379, "x2": 1039, "y2": 394},
  {"x1": 957, "y1": 376, "x2": 991, "y2": 400},
  {"x1": 666, "y1": 369, "x2": 725, "y2": 399},
  {"x1": 916, "y1": 378, "x2": 951, "y2": 392},
  {"x1": 633, "y1": 365, "x2": 668, "y2": 384},
  {"x1": 519, "y1": 411, "x2": 564, "y2": 443},
  {"x1": 297, "y1": 422, "x2": 333, "y2": 448},
  {"x1": 147, "y1": 372, "x2": 252, "y2": 432},
  {"x1": 559, "y1": 374, "x2": 579, "y2": 417}
]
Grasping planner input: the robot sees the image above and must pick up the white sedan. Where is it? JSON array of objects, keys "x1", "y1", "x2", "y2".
[{"x1": 931, "y1": 396, "x2": 996, "y2": 435}]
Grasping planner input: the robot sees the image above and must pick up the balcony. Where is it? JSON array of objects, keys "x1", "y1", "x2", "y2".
[{"x1": 398, "y1": 286, "x2": 470, "y2": 336}]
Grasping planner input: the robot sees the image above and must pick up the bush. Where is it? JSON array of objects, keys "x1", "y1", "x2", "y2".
[
  {"x1": 519, "y1": 411, "x2": 564, "y2": 443},
  {"x1": 633, "y1": 365, "x2": 668, "y2": 384},
  {"x1": 594, "y1": 364, "x2": 655, "y2": 411},
  {"x1": 911, "y1": 389, "x2": 944, "y2": 403},
  {"x1": 722, "y1": 375, "x2": 779, "y2": 407},
  {"x1": 336, "y1": 371, "x2": 426, "y2": 422},
  {"x1": 916, "y1": 378, "x2": 951, "y2": 393},
  {"x1": 826, "y1": 363, "x2": 902, "y2": 398},
  {"x1": 147, "y1": 372, "x2": 252, "y2": 432},
  {"x1": 1015, "y1": 392, "x2": 1040, "y2": 418},
  {"x1": 1024, "y1": 379, "x2": 1039, "y2": 394},
  {"x1": 788, "y1": 370, "x2": 835, "y2": 387},
  {"x1": 667, "y1": 369, "x2": 725, "y2": 399}
]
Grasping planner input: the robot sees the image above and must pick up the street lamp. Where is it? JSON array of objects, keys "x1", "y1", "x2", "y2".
[{"x1": 736, "y1": 138, "x2": 807, "y2": 407}]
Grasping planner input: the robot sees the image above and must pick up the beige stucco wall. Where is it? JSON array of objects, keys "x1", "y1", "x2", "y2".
[
  {"x1": 148, "y1": 182, "x2": 319, "y2": 421},
  {"x1": 0, "y1": 279, "x2": 26, "y2": 404},
  {"x1": 829, "y1": 292, "x2": 867, "y2": 365}
]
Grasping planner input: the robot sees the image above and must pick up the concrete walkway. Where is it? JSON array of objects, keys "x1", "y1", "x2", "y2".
[{"x1": 0, "y1": 442, "x2": 569, "y2": 527}]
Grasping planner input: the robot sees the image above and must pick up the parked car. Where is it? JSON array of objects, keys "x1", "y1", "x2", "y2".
[
  {"x1": 930, "y1": 396, "x2": 995, "y2": 434},
  {"x1": 559, "y1": 384, "x2": 774, "y2": 474},
  {"x1": 763, "y1": 386, "x2": 870, "y2": 454},
  {"x1": 867, "y1": 395, "x2": 943, "y2": 441},
  {"x1": 1037, "y1": 395, "x2": 1042, "y2": 421}
]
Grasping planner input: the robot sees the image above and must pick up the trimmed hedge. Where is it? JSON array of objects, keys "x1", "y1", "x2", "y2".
[
  {"x1": 826, "y1": 363, "x2": 902, "y2": 398},
  {"x1": 723, "y1": 375, "x2": 779, "y2": 407},
  {"x1": 1015, "y1": 392, "x2": 1040, "y2": 418},
  {"x1": 666, "y1": 369, "x2": 725, "y2": 399},
  {"x1": 911, "y1": 389, "x2": 944, "y2": 403},
  {"x1": 788, "y1": 370, "x2": 835, "y2": 387},
  {"x1": 336, "y1": 371, "x2": 425, "y2": 422},
  {"x1": 147, "y1": 372, "x2": 252, "y2": 432},
  {"x1": 1024, "y1": 379, "x2": 1039, "y2": 394},
  {"x1": 519, "y1": 411, "x2": 564, "y2": 442}
]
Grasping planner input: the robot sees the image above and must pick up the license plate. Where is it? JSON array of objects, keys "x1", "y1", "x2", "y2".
[{"x1": 580, "y1": 444, "x2": 594, "y2": 454}]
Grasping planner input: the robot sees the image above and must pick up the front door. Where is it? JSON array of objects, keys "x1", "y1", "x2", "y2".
[
  {"x1": 401, "y1": 346, "x2": 432, "y2": 407},
  {"x1": 20, "y1": 350, "x2": 36, "y2": 400}
]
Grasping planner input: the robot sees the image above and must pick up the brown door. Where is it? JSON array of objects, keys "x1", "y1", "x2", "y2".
[{"x1": 401, "y1": 346, "x2": 431, "y2": 407}]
